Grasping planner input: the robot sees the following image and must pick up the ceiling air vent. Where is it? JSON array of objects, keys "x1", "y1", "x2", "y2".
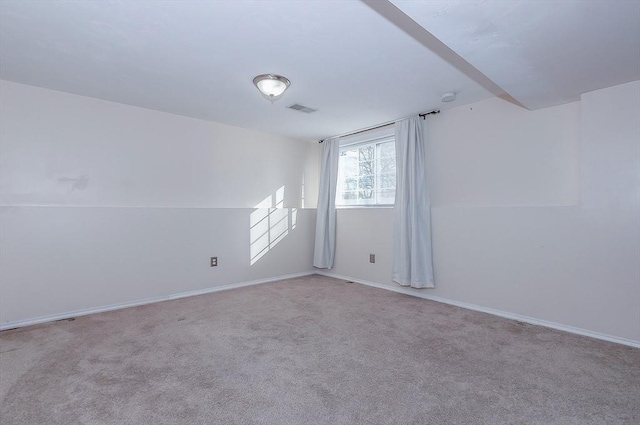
[{"x1": 287, "y1": 103, "x2": 317, "y2": 113}]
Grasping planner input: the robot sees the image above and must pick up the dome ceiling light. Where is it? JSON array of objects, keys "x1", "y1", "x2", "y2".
[{"x1": 253, "y1": 74, "x2": 291, "y2": 102}]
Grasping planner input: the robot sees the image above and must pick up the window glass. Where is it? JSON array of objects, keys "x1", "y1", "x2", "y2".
[{"x1": 336, "y1": 136, "x2": 396, "y2": 206}]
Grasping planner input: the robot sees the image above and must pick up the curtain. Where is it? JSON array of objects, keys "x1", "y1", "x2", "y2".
[
  {"x1": 392, "y1": 117, "x2": 434, "y2": 288},
  {"x1": 313, "y1": 137, "x2": 340, "y2": 268}
]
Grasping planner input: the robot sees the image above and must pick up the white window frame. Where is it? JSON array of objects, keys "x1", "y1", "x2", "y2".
[{"x1": 335, "y1": 128, "x2": 396, "y2": 208}]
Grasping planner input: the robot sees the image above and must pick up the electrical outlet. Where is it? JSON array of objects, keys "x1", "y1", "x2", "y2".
[
  {"x1": 210, "y1": 257, "x2": 218, "y2": 267},
  {"x1": 369, "y1": 254, "x2": 375, "y2": 263}
]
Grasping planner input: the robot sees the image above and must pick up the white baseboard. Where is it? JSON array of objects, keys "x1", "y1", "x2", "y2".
[
  {"x1": 316, "y1": 271, "x2": 640, "y2": 349},
  {"x1": 0, "y1": 271, "x2": 315, "y2": 332}
]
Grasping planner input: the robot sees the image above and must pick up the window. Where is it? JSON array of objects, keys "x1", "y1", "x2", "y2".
[{"x1": 336, "y1": 135, "x2": 396, "y2": 206}]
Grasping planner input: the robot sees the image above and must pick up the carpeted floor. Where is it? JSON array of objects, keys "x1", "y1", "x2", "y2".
[{"x1": 1, "y1": 275, "x2": 638, "y2": 424}]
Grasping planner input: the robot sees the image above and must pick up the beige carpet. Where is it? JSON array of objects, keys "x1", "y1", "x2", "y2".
[{"x1": 1, "y1": 275, "x2": 638, "y2": 424}]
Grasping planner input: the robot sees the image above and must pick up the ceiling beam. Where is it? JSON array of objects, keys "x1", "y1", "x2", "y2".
[{"x1": 361, "y1": 0, "x2": 525, "y2": 109}]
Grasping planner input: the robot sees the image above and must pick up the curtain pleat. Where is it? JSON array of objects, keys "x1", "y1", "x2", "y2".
[
  {"x1": 392, "y1": 117, "x2": 434, "y2": 288},
  {"x1": 313, "y1": 137, "x2": 340, "y2": 269}
]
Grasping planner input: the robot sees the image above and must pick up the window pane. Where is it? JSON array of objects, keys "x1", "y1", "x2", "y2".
[
  {"x1": 340, "y1": 150, "x2": 358, "y2": 177},
  {"x1": 379, "y1": 140, "x2": 394, "y2": 157},
  {"x1": 336, "y1": 137, "x2": 396, "y2": 206},
  {"x1": 359, "y1": 175, "x2": 374, "y2": 189},
  {"x1": 359, "y1": 160, "x2": 374, "y2": 176},
  {"x1": 359, "y1": 146, "x2": 374, "y2": 161},
  {"x1": 379, "y1": 173, "x2": 395, "y2": 189},
  {"x1": 377, "y1": 189, "x2": 396, "y2": 204},
  {"x1": 380, "y1": 154, "x2": 395, "y2": 172},
  {"x1": 342, "y1": 191, "x2": 357, "y2": 200}
]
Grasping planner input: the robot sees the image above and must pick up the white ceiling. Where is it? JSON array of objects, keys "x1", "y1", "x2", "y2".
[
  {"x1": 0, "y1": 0, "x2": 638, "y2": 141},
  {"x1": 389, "y1": 0, "x2": 640, "y2": 110}
]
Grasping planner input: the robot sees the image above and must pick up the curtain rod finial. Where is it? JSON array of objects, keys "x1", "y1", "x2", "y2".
[{"x1": 419, "y1": 109, "x2": 440, "y2": 119}]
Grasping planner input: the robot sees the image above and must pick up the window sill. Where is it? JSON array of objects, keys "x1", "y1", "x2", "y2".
[{"x1": 336, "y1": 204, "x2": 395, "y2": 209}]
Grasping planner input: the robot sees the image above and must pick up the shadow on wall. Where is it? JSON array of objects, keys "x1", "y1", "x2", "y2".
[{"x1": 250, "y1": 186, "x2": 298, "y2": 265}]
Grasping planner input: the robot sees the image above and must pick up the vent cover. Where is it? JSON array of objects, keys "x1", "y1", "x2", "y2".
[{"x1": 287, "y1": 103, "x2": 317, "y2": 113}]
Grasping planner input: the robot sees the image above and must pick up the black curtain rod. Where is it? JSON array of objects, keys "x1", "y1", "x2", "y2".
[
  {"x1": 419, "y1": 109, "x2": 441, "y2": 119},
  {"x1": 318, "y1": 109, "x2": 440, "y2": 143}
]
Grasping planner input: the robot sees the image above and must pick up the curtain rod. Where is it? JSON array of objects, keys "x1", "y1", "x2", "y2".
[{"x1": 318, "y1": 109, "x2": 440, "y2": 143}]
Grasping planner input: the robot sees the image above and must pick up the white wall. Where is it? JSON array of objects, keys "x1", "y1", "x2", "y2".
[
  {"x1": 0, "y1": 80, "x2": 320, "y2": 326},
  {"x1": 329, "y1": 82, "x2": 640, "y2": 345},
  {"x1": 427, "y1": 99, "x2": 581, "y2": 206},
  {"x1": 0, "y1": 81, "x2": 319, "y2": 208},
  {"x1": 3, "y1": 78, "x2": 638, "y2": 345}
]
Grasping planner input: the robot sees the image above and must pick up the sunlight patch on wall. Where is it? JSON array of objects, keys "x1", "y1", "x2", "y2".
[{"x1": 250, "y1": 186, "x2": 298, "y2": 265}]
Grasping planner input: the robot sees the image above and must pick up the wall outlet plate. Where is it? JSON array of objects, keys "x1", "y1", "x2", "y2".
[
  {"x1": 210, "y1": 257, "x2": 218, "y2": 267},
  {"x1": 369, "y1": 254, "x2": 375, "y2": 263}
]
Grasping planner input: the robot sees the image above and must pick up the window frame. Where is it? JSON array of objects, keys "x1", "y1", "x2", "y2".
[{"x1": 335, "y1": 131, "x2": 397, "y2": 208}]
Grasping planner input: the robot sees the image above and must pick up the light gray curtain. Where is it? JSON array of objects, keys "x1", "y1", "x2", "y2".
[
  {"x1": 313, "y1": 137, "x2": 340, "y2": 268},
  {"x1": 393, "y1": 117, "x2": 434, "y2": 288}
]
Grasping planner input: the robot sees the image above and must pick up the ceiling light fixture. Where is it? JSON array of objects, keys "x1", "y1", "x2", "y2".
[
  {"x1": 441, "y1": 92, "x2": 457, "y2": 103},
  {"x1": 253, "y1": 74, "x2": 291, "y2": 102}
]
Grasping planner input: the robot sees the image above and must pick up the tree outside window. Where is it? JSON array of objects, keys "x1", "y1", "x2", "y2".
[{"x1": 336, "y1": 137, "x2": 396, "y2": 206}]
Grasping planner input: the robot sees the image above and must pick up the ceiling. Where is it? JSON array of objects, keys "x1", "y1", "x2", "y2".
[{"x1": 0, "y1": 0, "x2": 638, "y2": 141}]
